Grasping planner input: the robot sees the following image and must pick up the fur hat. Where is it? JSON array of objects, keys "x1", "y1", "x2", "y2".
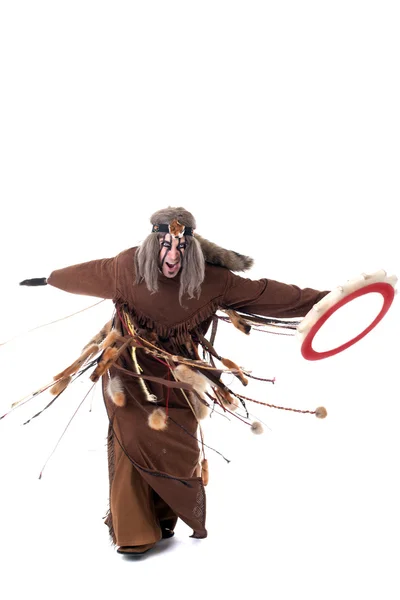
[{"x1": 150, "y1": 206, "x2": 253, "y2": 272}]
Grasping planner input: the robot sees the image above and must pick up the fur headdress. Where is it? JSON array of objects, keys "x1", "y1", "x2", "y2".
[{"x1": 150, "y1": 206, "x2": 254, "y2": 272}]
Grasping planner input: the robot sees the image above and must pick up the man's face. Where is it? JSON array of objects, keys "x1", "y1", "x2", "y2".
[{"x1": 159, "y1": 233, "x2": 187, "y2": 278}]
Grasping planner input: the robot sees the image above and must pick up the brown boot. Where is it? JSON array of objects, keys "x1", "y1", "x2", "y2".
[{"x1": 161, "y1": 528, "x2": 175, "y2": 539}]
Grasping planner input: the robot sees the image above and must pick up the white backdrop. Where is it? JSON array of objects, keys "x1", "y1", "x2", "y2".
[{"x1": 0, "y1": 2, "x2": 399, "y2": 599}]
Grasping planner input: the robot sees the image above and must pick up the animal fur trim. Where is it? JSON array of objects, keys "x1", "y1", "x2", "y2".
[
  {"x1": 215, "y1": 387, "x2": 239, "y2": 411},
  {"x1": 53, "y1": 344, "x2": 100, "y2": 380},
  {"x1": 82, "y1": 321, "x2": 112, "y2": 352},
  {"x1": 194, "y1": 234, "x2": 253, "y2": 272},
  {"x1": 102, "y1": 329, "x2": 124, "y2": 349},
  {"x1": 148, "y1": 407, "x2": 168, "y2": 430},
  {"x1": 224, "y1": 309, "x2": 251, "y2": 335},
  {"x1": 107, "y1": 376, "x2": 126, "y2": 407},
  {"x1": 173, "y1": 364, "x2": 210, "y2": 419},
  {"x1": 188, "y1": 391, "x2": 209, "y2": 420},
  {"x1": 90, "y1": 347, "x2": 119, "y2": 382},
  {"x1": 221, "y1": 357, "x2": 248, "y2": 386}
]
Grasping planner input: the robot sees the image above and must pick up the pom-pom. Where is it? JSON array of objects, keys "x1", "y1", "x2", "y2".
[
  {"x1": 148, "y1": 407, "x2": 168, "y2": 431},
  {"x1": 250, "y1": 421, "x2": 264, "y2": 435},
  {"x1": 50, "y1": 376, "x2": 72, "y2": 396},
  {"x1": 107, "y1": 376, "x2": 126, "y2": 407},
  {"x1": 315, "y1": 406, "x2": 328, "y2": 419}
]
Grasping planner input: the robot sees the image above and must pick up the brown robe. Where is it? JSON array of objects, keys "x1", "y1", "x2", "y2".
[{"x1": 47, "y1": 247, "x2": 327, "y2": 545}]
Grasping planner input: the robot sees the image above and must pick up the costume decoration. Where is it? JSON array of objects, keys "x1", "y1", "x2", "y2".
[{"x1": 297, "y1": 270, "x2": 397, "y2": 360}]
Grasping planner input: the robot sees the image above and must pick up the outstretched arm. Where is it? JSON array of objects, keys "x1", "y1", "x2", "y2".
[
  {"x1": 222, "y1": 271, "x2": 329, "y2": 319},
  {"x1": 20, "y1": 256, "x2": 119, "y2": 300}
]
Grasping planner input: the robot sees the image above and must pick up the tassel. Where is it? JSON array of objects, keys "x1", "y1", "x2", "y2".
[
  {"x1": 215, "y1": 387, "x2": 239, "y2": 411},
  {"x1": 221, "y1": 357, "x2": 248, "y2": 386},
  {"x1": 224, "y1": 309, "x2": 251, "y2": 335},
  {"x1": 53, "y1": 344, "x2": 99, "y2": 380},
  {"x1": 201, "y1": 458, "x2": 209, "y2": 486},
  {"x1": 50, "y1": 376, "x2": 72, "y2": 396},
  {"x1": 174, "y1": 364, "x2": 210, "y2": 419},
  {"x1": 90, "y1": 347, "x2": 119, "y2": 382},
  {"x1": 107, "y1": 376, "x2": 126, "y2": 407},
  {"x1": 81, "y1": 321, "x2": 112, "y2": 352},
  {"x1": 174, "y1": 364, "x2": 209, "y2": 397},
  {"x1": 148, "y1": 407, "x2": 168, "y2": 430},
  {"x1": 101, "y1": 329, "x2": 124, "y2": 349}
]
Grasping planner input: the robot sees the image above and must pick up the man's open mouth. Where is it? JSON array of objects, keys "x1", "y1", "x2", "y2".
[{"x1": 166, "y1": 262, "x2": 180, "y2": 269}]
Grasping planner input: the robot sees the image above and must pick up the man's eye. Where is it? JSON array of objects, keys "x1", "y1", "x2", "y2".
[
  {"x1": 162, "y1": 242, "x2": 172, "y2": 248},
  {"x1": 178, "y1": 243, "x2": 187, "y2": 250}
]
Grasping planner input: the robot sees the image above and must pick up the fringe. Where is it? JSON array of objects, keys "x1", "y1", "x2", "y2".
[
  {"x1": 124, "y1": 300, "x2": 220, "y2": 344},
  {"x1": 105, "y1": 424, "x2": 117, "y2": 545}
]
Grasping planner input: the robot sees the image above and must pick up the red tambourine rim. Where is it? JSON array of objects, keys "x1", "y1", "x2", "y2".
[{"x1": 300, "y1": 282, "x2": 395, "y2": 361}]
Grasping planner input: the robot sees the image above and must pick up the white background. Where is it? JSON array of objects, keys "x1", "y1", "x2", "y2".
[{"x1": 0, "y1": 2, "x2": 399, "y2": 599}]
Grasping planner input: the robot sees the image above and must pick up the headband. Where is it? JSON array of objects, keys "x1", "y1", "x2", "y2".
[{"x1": 152, "y1": 219, "x2": 194, "y2": 238}]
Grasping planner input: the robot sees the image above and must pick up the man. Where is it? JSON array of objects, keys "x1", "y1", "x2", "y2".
[{"x1": 21, "y1": 206, "x2": 328, "y2": 555}]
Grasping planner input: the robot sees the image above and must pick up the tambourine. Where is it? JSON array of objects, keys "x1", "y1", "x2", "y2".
[{"x1": 297, "y1": 270, "x2": 397, "y2": 361}]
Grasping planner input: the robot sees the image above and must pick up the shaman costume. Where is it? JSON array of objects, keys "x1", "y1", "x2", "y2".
[{"x1": 34, "y1": 207, "x2": 328, "y2": 551}]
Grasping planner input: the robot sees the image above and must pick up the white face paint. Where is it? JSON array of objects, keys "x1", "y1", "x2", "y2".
[{"x1": 159, "y1": 233, "x2": 187, "y2": 278}]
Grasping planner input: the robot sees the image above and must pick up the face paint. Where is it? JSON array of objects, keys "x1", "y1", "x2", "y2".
[{"x1": 159, "y1": 234, "x2": 187, "y2": 278}]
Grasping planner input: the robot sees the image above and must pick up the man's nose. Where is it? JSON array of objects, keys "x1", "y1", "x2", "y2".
[{"x1": 168, "y1": 245, "x2": 179, "y2": 260}]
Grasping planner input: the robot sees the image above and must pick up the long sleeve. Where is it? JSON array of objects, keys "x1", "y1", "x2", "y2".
[
  {"x1": 47, "y1": 256, "x2": 118, "y2": 300},
  {"x1": 221, "y1": 271, "x2": 329, "y2": 319}
]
